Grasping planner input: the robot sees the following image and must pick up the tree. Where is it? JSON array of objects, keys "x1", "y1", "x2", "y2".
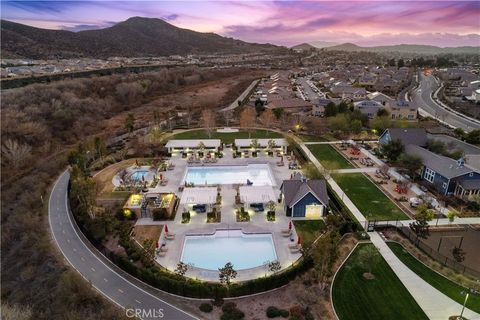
[
  {"x1": 371, "y1": 116, "x2": 392, "y2": 133},
  {"x1": 447, "y1": 211, "x2": 456, "y2": 224},
  {"x1": 311, "y1": 231, "x2": 340, "y2": 291},
  {"x1": 219, "y1": 262, "x2": 237, "y2": 285},
  {"x1": 426, "y1": 139, "x2": 446, "y2": 154},
  {"x1": 397, "y1": 59, "x2": 405, "y2": 68},
  {"x1": 260, "y1": 109, "x2": 276, "y2": 134},
  {"x1": 175, "y1": 261, "x2": 189, "y2": 277},
  {"x1": 377, "y1": 108, "x2": 389, "y2": 117},
  {"x1": 357, "y1": 244, "x2": 381, "y2": 276},
  {"x1": 452, "y1": 247, "x2": 466, "y2": 263},
  {"x1": 382, "y1": 138, "x2": 405, "y2": 161},
  {"x1": 266, "y1": 200, "x2": 276, "y2": 213},
  {"x1": 465, "y1": 130, "x2": 480, "y2": 144},
  {"x1": 1, "y1": 138, "x2": 32, "y2": 168},
  {"x1": 328, "y1": 114, "x2": 349, "y2": 132},
  {"x1": 94, "y1": 136, "x2": 106, "y2": 161},
  {"x1": 239, "y1": 107, "x2": 256, "y2": 138},
  {"x1": 254, "y1": 98, "x2": 265, "y2": 114},
  {"x1": 398, "y1": 153, "x2": 423, "y2": 179},
  {"x1": 453, "y1": 128, "x2": 466, "y2": 140},
  {"x1": 324, "y1": 102, "x2": 338, "y2": 117},
  {"x1": 409, "y1": 204, "x2": 434, "y2": 242},
  {"x1": 125, "y1": 113, "x2": 135, "y2": 133},
  {"x1": 337, "y1": 101, "x2": 349, "y2": 113},
  {"x1": 201, "y1": 109, "x2": 216, "y2": 138},
  {"x1": 272, "y1": 108, "x2": 284, "y2": 120},
  {"x1": 250, "y1": 138, "x2": 260, "y2": 152}
]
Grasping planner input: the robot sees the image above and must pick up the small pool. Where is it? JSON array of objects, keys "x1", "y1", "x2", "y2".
[
  {"x1": 181, "y1": 230, "x2": 277, "y2": 270},
  {"x1": 183, "y1": 164, "x2": 275, "y2": 185},
  {"x1": 130, "y1": 170, "x2": 149, "y2": 181}
]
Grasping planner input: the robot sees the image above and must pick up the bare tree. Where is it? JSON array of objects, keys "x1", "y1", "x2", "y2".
[
  {"x1": 239, "y1": 107, "x2": 256, "y2": 138},
  {"x1": 2, "y1": 138, "x2": 32, "y2": 168},
  {"x1": 260, "y1": 109, "x2": 276, "y2": 135},
  {"x1": 201, "y1": 109, "x2": 216, "y2": 138}
]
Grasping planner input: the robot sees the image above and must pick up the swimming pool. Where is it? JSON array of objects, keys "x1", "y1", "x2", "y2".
[
  {"x1": 130, "y1": 170, "x2": 149, "y2": 181},
  {"x1": 183, "y1": 164, "x2": 275, "y2": 185},
  {"x1": 181, "y1": 230, "x2": 277, "y2": 270}
]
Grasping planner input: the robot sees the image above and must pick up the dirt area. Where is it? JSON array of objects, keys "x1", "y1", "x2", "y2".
[
  {"x1": 384, "y1": 230, "x2": 479, "y2": 288},
  {"x1": 195, "y1": 234, "x2": 359, "y2": 320},
  {"x1": 132, "y1": 225, "x2": 163, "y2": 245},
  {"x1": 102, "y1": 71, "x2": 265, "y2": 133},
  {"x1": 93, "y1": 159, "x2": 137, "y2": 197}
]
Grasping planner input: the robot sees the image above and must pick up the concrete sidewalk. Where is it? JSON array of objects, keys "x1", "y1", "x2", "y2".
[
  {"x1": 330, "y1": 167, "x2": 378, "y2": 174},
  {"x1": 369, "y1": 232, "x2": 479, "y2": 320}
]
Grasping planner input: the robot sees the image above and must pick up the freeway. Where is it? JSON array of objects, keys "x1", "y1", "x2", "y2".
[
  {"x1": 411, "y1": 72, "x2": 480, "y2": 132},
  {"x1": 48, "y1": 170, "x2": 198, "y2": 320}
]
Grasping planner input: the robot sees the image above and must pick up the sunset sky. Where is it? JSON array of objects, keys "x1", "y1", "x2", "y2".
[{"x1": 1, "y1": 1, "x2": 479, "y2": 47}]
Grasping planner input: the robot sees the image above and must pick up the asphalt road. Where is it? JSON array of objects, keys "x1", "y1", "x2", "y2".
[
  {"x1": 411, "y1": 73, "x2": 480, "y2": 132},
  {"x1": 48, "y1": 170, "x2": 198, "y2": 320}
]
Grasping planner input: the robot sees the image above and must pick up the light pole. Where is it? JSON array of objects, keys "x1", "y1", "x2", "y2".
[{"x1": 460, "y1": 291, "x2": 469, "y2": 319}]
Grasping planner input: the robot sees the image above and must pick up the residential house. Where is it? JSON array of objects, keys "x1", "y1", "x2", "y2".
[
  {"x1": 367, "y1": 91, "x2": 395, "y2": 106},
  {"x1": 406, "y1": 145, "x2": 480, "y2": 198},
  {"x1": 354, "y1": 100, "x2": 383, "y2": 118},
  {"x1": 280, "y1": 177, "x2": 329, "y2": 219},
  {"x1": 389, "y1": 100, "x2": 418, "y2": 120},
  {"x1": 379, "y1": 128, "x2": 427, "y2": 147},
  {"x1": 311, "y1": 98, "x2": 332, "y2": 117}
]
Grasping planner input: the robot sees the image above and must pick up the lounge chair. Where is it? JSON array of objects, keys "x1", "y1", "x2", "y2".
[
  {"x1": 158, "y1": 251, "x2": 167, "y2": 257},
  {"x1": 281, "y1": 229, "x2": 291, "y2": 234},
  {"x1": 165, "y1": 233, "x2": 175, "y2": 240},
  {"x1": 282, "y1": 230, "x2": 292, "y2": 237},
  {"x1": 159, "y1": 246, "x2": 168, "y2": 252}
]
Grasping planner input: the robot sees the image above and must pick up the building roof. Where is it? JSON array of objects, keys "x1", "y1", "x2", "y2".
[
  {"x1": 456, "y1": 179, "x2": 480, "y2": 190},
  {"x1": 381, "y1": 128, "x2": 427, "y2": 147},
  {"x1": 234, "y1": 138, "x2": 288, "y2": 147},
  {"x1": 267, "y1": 98, "x2": 313, "y2": 109},
  {"x1": 180, "y1": 187, "x2": 217, "y2": 205},
  {"x1": 165, "y1": 139, "x2": 221, "y2": 148},
  {"x1": 281, "y1": 179, "x2": 328, "y2": 207},
  {"x1": 405, "y1": 145, "x2": 477, "y2": 179},
  {"x1": 367, "y1": 91, "x2": 394, "y2": 103},
  {"x1": 239, "y1": 186, "x2": 276, "y2": 204}
]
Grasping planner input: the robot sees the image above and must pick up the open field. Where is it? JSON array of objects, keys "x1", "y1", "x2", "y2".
[
  {"x1": 171, "y1": 129, "x2": 283, "y2": 144},
  {"x1": 307, "y1": 144, "x2": 353, "y2": 170},
  {"x1": 332, "y1": 243, "x2": 428, "y2": 320},
  {"x1": 293, "y1": 220, "x2": 326, "y2": 247},
  {"x1": 132, "y1": 225, "x2": 163, "y2": 245},
  {"x1": 332, "y1": 173, "x2": 408, "y2": 220},
  {"x1": 388, "y1": 241, "x2": 480, "y2": 313}
]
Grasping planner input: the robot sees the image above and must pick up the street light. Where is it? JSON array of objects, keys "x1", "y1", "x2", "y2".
[{"x1": 460, "y1": 291, "x2": 469, "y2": 319}]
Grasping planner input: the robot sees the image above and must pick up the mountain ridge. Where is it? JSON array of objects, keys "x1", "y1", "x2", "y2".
[{"x1": 0, "y1": 17, "x2": 284, "y2": 59}]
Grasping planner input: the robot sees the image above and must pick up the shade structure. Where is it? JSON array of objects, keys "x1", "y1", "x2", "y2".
[
  {"x1": 180, "y1": 187, "x2": 217, "y2": 205},
  {"x1": 234, "y1": 138, "x2": 288, "y2": 148},
  {"x1": 165, "y1": 139, "x2": 221, "y2": 149},
  {"x1": 239, "y1": 185, "x2": 276, "y2": 204}
]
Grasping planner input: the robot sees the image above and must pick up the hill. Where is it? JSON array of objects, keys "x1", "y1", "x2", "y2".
[
  {"x1": 0, "y1": 17, "x2": 283, "y2": 59},
  {"x1": 291, "y1": 43, "x2": 316, "y2": 51},
  {"x1": 324, "y1": 43, "x2": 479, "y2": 55}
]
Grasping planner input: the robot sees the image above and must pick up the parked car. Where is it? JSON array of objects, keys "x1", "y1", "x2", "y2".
[{"x1": 409, "y1": 197, "x2": 423, "y2": 208}]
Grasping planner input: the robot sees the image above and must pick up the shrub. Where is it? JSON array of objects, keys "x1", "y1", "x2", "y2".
[
  {"x1": 221, "y1": 302, "x2": 245, "y2": 320},
  {"x1": 222, "y1": 302, "x2": 237, "y2": 313},
  {"x1": 266, "y1": 306, "x2": 289, "y2": 318},
  {"x1": 199, "y1": 303, "x2": 213, "y2": 313},
  {"x1": 152, "y1": 207, "x2": 168, "y2": 220},
  {"x1": 181, "y1": 211, "x2": 190, "y2": 223}
]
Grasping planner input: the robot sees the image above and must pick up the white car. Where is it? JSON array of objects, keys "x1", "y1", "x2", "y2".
[{"x1": 409, "y1": 197, "x2": 423, "y2": 208}]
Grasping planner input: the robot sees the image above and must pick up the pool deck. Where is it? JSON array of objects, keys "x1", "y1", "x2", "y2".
[{"x1": 134, "y1": 148, "x2": 304, "y2": 282}]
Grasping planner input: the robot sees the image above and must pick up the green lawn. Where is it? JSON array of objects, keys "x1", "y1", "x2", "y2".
[
  {"x1": 293, "y1": 220, "x2": 326, "y2": 247},
  {"x1": 332, "y1": 243, "x2": 428, "y2": 320},
  {"x1": 171, "y1": 129, "x2": 282, "y2": 144},
  {"x1": 388, "y1": 242, "x2": 480, "y2": 313},
  {"x1": 298, "y1": 134, "x2": 328, "y2": 142},
  {"x1": 332, "y1": 173, "x2": 408, "y2": 221},
  {"x1": 307, "y1": 144, "x2": 353, "y2": 170}
]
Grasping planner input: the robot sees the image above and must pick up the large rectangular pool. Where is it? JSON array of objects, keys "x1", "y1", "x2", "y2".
[
  {"x1": 181, "y1": 230, "x2": 277, "y2": 270},
  {"x1": 183, "y1": 164, "x2": 275, "y2": 186}
]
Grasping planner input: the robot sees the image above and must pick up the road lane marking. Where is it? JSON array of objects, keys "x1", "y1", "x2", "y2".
[
  {"x1": 103, "y1": 278, "x2": 108, "y2": 282},
  {"x1": 91, "y1": 267, "x2": 95, "y2": 272},
  {"x1": 73, "y1": 248, "x2": 77, "y2": 252},
  {"x1": 135, "y1": 299, "x2": 142, "y2": 304},
  {"x1": 81, "y1": 257, "x2": 85, "y2": 261},
  {"x1": 118, "y1": 289, "x2": 124, "y2": 293}
]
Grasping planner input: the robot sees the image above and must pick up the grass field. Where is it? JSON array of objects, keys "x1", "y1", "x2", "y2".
[
  {"x1": 307, "y1": 144, "x2": 353, "y2": 170},
  {"x1": 293, "y1": 220, "x2": 326, "y2": 247},
  {"x1": 332, "y1": 243, "x2": 428, "y2": 320},
  {"x1": 388, "y1": 242, "x2": 480, "y2": 313},
  {"x1": 332, "y1": 173, "x2": 408, "y2": 220},
  {"x1": 171, "y1": 129, "x2": 282, "y2": 144}
]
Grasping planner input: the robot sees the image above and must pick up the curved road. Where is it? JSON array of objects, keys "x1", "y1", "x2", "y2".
[
  {"x1": 48, "y1": 170, "x2": 198, "y2": 320},
  {"x1": 411, "y1": 73, "x2": 480, "y2": 132}
]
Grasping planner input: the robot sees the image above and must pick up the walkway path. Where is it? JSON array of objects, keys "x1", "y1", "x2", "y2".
[
  {"x1": 330, "y1": 167, "x2": 378, "y2": 174},
  {"x1": 292, "y1": 135, "x2": 480, "y2": 320}
]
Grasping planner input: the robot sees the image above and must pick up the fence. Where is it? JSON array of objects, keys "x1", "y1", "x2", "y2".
[{"x1": 374, "y1": 221, "x2": 480, "y2": 279}]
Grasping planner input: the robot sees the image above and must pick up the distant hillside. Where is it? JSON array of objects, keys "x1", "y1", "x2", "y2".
[
  {"x1": 291, "y1": 43, "x2": 316, "y2": 51},
  {"x1": 324, "y1": 43, "x2": 480, "y2": 54},
  {"x1": 1, "y1": 17, "x2": 284, "y2": 59},
  {"x1": 309, "y1": 40, "x2": 339, "y2": 48}
]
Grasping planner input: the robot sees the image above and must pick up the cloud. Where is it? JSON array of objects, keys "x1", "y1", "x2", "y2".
[
  {"x1": 60, "y1": 21, "x2": 117, "y2": 32},
  {"x1": 162, "y1": 14, "x2": 178, "y2": 21}
]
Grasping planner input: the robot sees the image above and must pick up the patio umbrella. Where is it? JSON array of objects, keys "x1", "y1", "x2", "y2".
[
  {"x1": 164, "y1": 225, "x2": 169, "y2": 234},
  {"x1": 156, "y1": 241, "x2": 159, "y2": 248},
  {"x1": 288, "y1": 221, "x2": 292, "y2": 230},
  {"x1": 297, "y1": 235, "x2": 301, "y2": 245},
  {"x1": 160, "y1": 173, "x2": 163, "y2": 181}
]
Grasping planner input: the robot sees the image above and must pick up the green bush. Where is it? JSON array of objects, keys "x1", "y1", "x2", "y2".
[
  {"x1": 221, "y1": 302, "x2": 245, "y2": 320},
  {"x1": 267, "y1": 211, "x2": 276, "y2": 222},
  {"x1": 266, "y1": 306, "x2": 290, "y2": 318},
  {"x1": 181, "y1": 211, "x2": 190, "y2": 224},
  {"x1": 152, "y1": 207, "x2": 168, "y2": 220},
  {"x1": 199, "y1": 303, "x2": 213, "y2": 313},
  {"x1": 222, "y1": 302, "x2": 237, "y2": 313}
]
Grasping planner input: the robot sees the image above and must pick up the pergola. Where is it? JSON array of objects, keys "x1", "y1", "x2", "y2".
[
  {"x1": 234, "y1": 138, "x2": 288, "y2": 153},
  {"x1": 180, "y1": 187, "x2": 217, "y2": 206},
  {"x1": 165, "y1": 139, "x2": 221, "y2": 153},
  {"x1": 239, "y1": 185, "x2": 276, "y2": 204}
]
